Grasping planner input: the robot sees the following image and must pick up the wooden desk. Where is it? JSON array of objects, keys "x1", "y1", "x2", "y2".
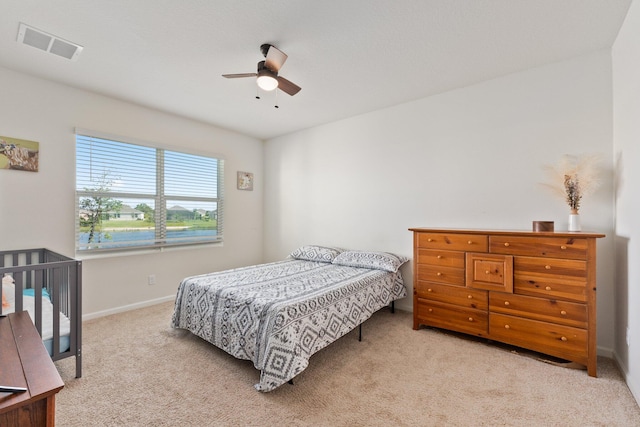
[{"x1": 0, "y1": 311, "x2": 64, "y2": 426}]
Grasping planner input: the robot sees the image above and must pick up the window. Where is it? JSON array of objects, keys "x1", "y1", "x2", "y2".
[{"x1": 75, "y1": 129, "x2": 224, "y2": 252}]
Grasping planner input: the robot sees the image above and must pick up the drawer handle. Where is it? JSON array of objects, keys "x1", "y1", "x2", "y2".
[
  {"x1": 504, "y1": 242, "x2": 510, "y2": 247},
  {"x1": 467, "y1": 295, "x2": 473, "y2": 299},
  {"x1": 427, "y1": 288, "x2": 433, "y2": 292},
  {"x1": 561, "y1": 245, "x2": 567, "y2": 250},
  {"x1": 428, "y1": 238, "x2": 433, "y2": 242},
  {"x1": 437, "y1": 255, "x2": 442, "y2": 259},
  {"x1": 467, "y1": 240, "x2": 473, "y2": 245},
  {"x1": 504, "y1": 301, "x2": 510, "y2": 306},
  {"x1": 437, "y1": 272, "x2": 442, "y2": 276},
  {"x1": 545, "y1": 286, "x2": 552, "y2": 291},
  {"x1": 560, "y1": 310, "x2": 567, "y2": 315},
  {"x1": 504, "y1": 324, "x2": 510, "y2": 329},
  {"x1": 545, "y1": 265, "x2": 551, "y2": 270},
  {"x1": 485, "y1": 270, "x2": 490, "y2": 274},
  {"x1": 468, "y1": 317, "x2": 474, "y2": 322},
  {"x1": 428, "y1": 308, "x2": 433, "y2": 312},
  {"x1": 561, "y1": 336, "x2": 568, "y2": 342}
]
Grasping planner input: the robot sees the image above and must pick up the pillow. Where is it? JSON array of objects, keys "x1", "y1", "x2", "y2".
[
  {"x1": 2, "y1": 281, "x2": 15, "y2": 309},
  {"x1": 332, "y1": 250, "x2": 408, "y2": 272},
  {"x1": 289, "y1": 245, "x2": 344, "y2": 263}
]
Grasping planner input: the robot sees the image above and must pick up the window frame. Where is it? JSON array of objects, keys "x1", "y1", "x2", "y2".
[{"x1": 75, "y1": 128, "x2": 224, "y2": 254}]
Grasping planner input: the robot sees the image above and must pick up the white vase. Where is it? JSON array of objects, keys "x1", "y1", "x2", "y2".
[{"x1": 568, "y1": 211, "x2": 581, "y2": 232}]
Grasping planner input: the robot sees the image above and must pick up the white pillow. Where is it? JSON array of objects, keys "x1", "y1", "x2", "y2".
[
  {"x1": 332, "y1": 250, "x2": 408, "y2": 272},
  {"x1": 289, "y1": 245, "x2": 344, "y2": 263},
  {"x1": 2, "y1": 277, "x2": 15, "y2": 310}
]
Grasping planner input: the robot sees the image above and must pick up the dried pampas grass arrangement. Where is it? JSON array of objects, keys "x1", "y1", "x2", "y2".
[{"x1": 542, "y1": 154, "x2": 602, "y2": 213}]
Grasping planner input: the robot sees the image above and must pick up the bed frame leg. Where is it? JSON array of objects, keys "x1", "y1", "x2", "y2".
[
  {"x1": 288, "y1": 379, "x2": 294, "y2": 385},
  {"x1": 391, "y1": 301, "x2": 395, "y2": 313}
]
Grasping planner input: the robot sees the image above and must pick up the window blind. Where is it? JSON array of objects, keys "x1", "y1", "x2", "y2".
[{"x1": 75, "y1": 131, "x2": 224, "y2": 252}]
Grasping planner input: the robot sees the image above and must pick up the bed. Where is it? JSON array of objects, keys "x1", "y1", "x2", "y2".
[
  {"x1": 0, "y1": 248, "x2": 82, "y2": 378},
  {"x1": 171, "y1": 245, "x2": 408, "y2": 392}
]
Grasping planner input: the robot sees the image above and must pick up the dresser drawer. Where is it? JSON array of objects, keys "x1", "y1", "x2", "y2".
[
  {"x1": 514, "y1": 256, "x2": 587, "y2": 303},
  {"x1": 489, "y1": 292, "x2": 587, "y2": 329},
  {"x1": 490, "y1": 235, "x2": 588, "y2": 260},
  {"x1": 465, "y1": 253, "x2": 513, "y2": 292},
  {"x1": 416, "y1": 299, "x2": 488, "y2": 336},
  {"x1": 415, "y1": 281, "x2": 487, "y2": 310},
  {"x1": 417, "y1": 264, "x2": 465, "y2": 286},
  {"x1": 514, "y1": 256, "x2": 587, "y2": 280},
  {"x1": 417, "y1": 232, "x2": 488, "y2": 252},
  {"x1": 416, "y1": 248, "x2": 465, "y2": 268},
  {"x1": 513, "y1": 274, "x2": 587, "y2": 303},
  {"x1": 489, "y1": 313, "x2": 587, "y2": 364}
]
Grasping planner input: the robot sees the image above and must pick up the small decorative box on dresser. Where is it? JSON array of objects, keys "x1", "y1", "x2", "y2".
[{"x1": 409, "y1": 228, "x2": 605, "y2": 376}]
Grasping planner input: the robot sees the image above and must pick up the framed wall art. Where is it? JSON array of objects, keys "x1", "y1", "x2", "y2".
[
  {"x1": 237, "y1": 171, "x2": 254, "y2": 191},
  {"x1": 0, "y1": 136, "x2": 39, "y2": 172}
]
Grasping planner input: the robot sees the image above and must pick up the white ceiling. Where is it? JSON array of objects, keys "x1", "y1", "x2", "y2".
[{"x1": 0, "y1": 0, "x2": 632, "y2": 140}]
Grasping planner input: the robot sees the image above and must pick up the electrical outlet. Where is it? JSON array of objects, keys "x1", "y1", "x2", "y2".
[{"x1": 148, "y1": 274, "x2": 156, "y2": 285}]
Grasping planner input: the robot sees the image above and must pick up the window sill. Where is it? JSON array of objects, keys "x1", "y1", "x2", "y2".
[{"x1": 76, "y1": 241, "x2": 223, "y2": 260}]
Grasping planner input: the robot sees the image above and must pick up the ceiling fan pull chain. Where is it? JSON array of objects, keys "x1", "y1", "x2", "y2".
[
  {"x1": 256, "y1": 86, "x2": 261, "y2": 100},
  {"x1": 274, "y1": 88, "x2": 279, "y2": 109}
]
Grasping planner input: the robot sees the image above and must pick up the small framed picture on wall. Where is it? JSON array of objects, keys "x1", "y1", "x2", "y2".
[
  {"x1": 237, "y1": 171, "x2": 254, "y2": 191},
  {"x1": 1, "y1": 136, "x2": 39, "y2": 172}
]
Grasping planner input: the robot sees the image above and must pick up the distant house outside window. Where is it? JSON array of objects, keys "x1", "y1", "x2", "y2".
[{"x1": 75, "y1": 129, "x2": 224, "y2": 253}]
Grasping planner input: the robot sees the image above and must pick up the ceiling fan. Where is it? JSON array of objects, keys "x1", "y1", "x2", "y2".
[{"x1": 222, "y1": 44, "x2": 302, "y2": 96}]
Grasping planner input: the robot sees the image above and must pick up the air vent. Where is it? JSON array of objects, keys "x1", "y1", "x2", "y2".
[{"x1": 17, "y1": 23, "x2": 83, "y2": 61}]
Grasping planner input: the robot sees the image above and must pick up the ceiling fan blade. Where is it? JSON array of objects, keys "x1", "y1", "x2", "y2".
[
  {"x1": 222, "y1": 73, "x2": 257, "y2": 78},
  {"x1": 265, "y1": 45, "x2": 288, "y2": 72},
  {"x1": 276, "y1": 76, "x2": 301, "y2": 96}
]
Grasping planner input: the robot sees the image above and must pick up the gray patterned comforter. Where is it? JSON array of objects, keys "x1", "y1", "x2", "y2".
[{"x1": 171, "y1": 259, "x2": 406, "y2": 391}]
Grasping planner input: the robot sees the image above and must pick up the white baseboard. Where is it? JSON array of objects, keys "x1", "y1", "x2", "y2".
[
  {"x1": 597, "y1": 345, "x2": 614, "y2": 358},
  {"x1": 82, "y1": 295, "x2": 175, "y2": 321},
  {"x1": 613, "y1": 353, "x2": 640, "y2": 408}
]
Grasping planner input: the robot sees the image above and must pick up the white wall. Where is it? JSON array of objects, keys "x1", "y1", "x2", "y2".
[
  {"x1": 0, "y1": 66, "x2": 264, "y2": 316},
  {"x1": 613, "y1": 0, "x2": 640, "y2": 404},
  {"x1": 264, "y1": 52, "x2": 616, "y2": 354},
  {"x1": 1, "y1": 39, "x2": 632, "y2": 402}
]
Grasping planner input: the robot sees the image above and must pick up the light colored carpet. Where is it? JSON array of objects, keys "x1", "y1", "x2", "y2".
[{"x1": 54, "y1": 301, "x2": 640, "y2": 426}]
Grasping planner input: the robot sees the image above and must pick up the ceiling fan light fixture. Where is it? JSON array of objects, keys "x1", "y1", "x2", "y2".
[
  {"x1": 257, "y1": 70, "x2": 278, "y2": 91},
  {"x1": 223, "y1": 45, "x2": 300, "y2": 96}
]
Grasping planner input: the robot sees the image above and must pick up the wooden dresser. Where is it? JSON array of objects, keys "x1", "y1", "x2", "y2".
[{"x1": 410, "y1": 228, "x2": 605, "y2": 376}]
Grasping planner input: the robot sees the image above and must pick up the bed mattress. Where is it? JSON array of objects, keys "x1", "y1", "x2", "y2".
[{"x1": 3, "y1": 290, "x2": 71, "y2": 355}]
